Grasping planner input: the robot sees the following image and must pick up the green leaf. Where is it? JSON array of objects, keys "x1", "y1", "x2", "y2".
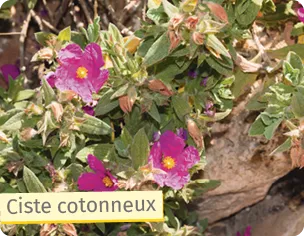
[
  {"x1": 28, "y1": 0, "x2": 37, "y2": 9},
  {"x1": 78, "y1": 114, "x2": 112, "y2": 135},
  {"x1": 66, "y1": 163, "x2": 84, "y2": 182},
  {"x1": 205, "y1": 34, "x2": 231, "y2": 59},
  {"x1": 0, "y1": 111, "x2": 24, "y2": 131},
  {"x1": 172, "y1": 95, "x2": 191, "y2": 121},
  {"x1": 23, "y1": 166, "x2": 47, "y2": 193},
  {"x1": 108, "y1": 23, "x2": 124, "y2": 45},
  {"x1": 147, "y1": 6, "x2": 168, "y2": 25},
  {"x1": 270, "y1": 138, "x2": 292, "y2": 156},
  {"x1": 57, "y1": 27, "x2": 71, "y2": 42},
  {"x1": 143, "y1": 33, "x2": 171, "y2": 67},
  {"x1": 162, "y1": 0, "x2": 179, "y2": 18},
  {"x1": 130, "y1": 128, "x2": 150, "y2": 170},
  {"x1": 121, "y1": 127, "x2": 133, "y2": 147},
  {"x1": 249, "y1": 116, "x2": 265, "y2": 136},
  {"x1": 35, "y1": 32, "x2": 56, "y2": 47},
  {"x1": 76, "y1": 144, "x2": 114, "y2": 162},
  {"x1": 267, "y1": 45, "x2": 304, "y2": 60},
  {"x1": 1, "y1": 0, "x2": 17, "y2": 9},
  {"x1": 41, "y1": 78, "x2": 55, "y2": 106},
  {"x1": 95, "y1": 223, "x2": 105, "y2": 233},
  {"x1": 148, "y1": 102, "x2": 161, "y2": 123},
  {"x1": 87, "y1": 17, "x2": 101, "y2": 42},
  {"x1": 14, "y1": 89, "x2": 36, "y2": 102},
  {"x1": 292, "y1": 92, "x2": 304, "y2": 118},
  {"x1": 291, "y1": 22, "x2": 304, "y2": 37},
  {"x1": 95, "y1": 90, "x2": 119, "y2": 116},
  {"x1": 232, "y1": 70, "x2": 257, "y2": 98},
  {"x1": 264, "y1": 118, "x2": 282, "y2": 140}
]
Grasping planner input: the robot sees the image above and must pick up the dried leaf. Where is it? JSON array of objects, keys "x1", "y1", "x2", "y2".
[
  {"x1": 205, "y1": 1, "x2": 228, "y2": 24},
  {"x1": 234, "y1": 53, "x2": 262, "y2": 73}
]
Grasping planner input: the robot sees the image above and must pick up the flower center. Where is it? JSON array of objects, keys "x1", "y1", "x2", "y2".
[
  {"x1": 162, "y1": 156, "x2": 176, "y2": 170},
  {"x1": 102, "y1": 176, "x2": 114, "y2": 188},
  {"x1": 76, "y1": 66, "x2": 88, "y2": 79}
]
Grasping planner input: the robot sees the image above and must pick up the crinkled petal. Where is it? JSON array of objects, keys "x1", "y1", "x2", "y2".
[
  {"x1": 0, "y1": 64, "x2": 20, "y2": 83},
  {"x1": 159, "y1": 130, "x2": 185, "y2": 157},
  {"x1": 90, "y1": 69, "x2": 109, "y2": 93},
  {"x1": 153, "y1": 171, "x2": 189, "y2": 190},
  {"x1": 179, "y1": 146, "x2": 200, "y2": 170},
  {"x1": 82, "y1": 106, "x2": 95, "y2": 116},
  {"x1": 87, "y1": 154, "x2": 106, "y2": 174},
  {"x1": 58, "y1": 44, "x2": 83, "y2": 66},
  {"x1": 55, "y1": 66, "x2": 94, "y2": 103},
  {"x1": 83, "y1": 43, "x2": 105, "y2": 68},
  {"x1": 77, "y1": 173, "x2": 107, "y2": 191},
  {"x1": 298, "y1": 8, "x2": 304, "y2": 23},
  {"x1": 148, "y1": 142, "x2": 162, "y2": 169}
]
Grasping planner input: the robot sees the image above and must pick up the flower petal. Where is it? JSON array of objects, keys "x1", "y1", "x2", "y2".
[
  {"x1": 83, "y1": 43, "x2": 105, "y2": 68},
  {"x1": 77, "y1": 173, "x2": 106, "y2": 191},
  {"x1": 87, "y1": 154, "x2": 106, "y2": 174},
  {"x1": 45, "y1": 72, "x2": 57, "y2": 88},
  {"x1": 0, "y1": 64, "x2": 20, "y2": 83},
  {"x1": 90, "y1": 69, "x2": 109, "y2": 93},
  {"x1": 298, "y1": 8, "x2": 304, "y2": 23},
  {"x1": 148, "y1": 142, "x2": 163, "y2": 169},
  {"x1": 159, "y1": 130, "x2": 185, "y2": 157},
  {"x1": 154, "y1": 171, "x2": 189, "y2": 190},
  {"x1": 179, "y1": 146, "x2": 200, "y2": 170},
  {"x1": 58, "y1": 44, "x2": 83, "y2": 66}
]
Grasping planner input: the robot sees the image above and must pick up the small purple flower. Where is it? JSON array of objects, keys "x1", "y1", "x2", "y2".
[
  {"x1": 204, "y1": 101, "x2": 215, "y2": 117},
  {"x1": 78, "y1": 154, "x2": 118, "y2": 192},
  {"x1": 148, "y1": 130, "x2": 200, "y2": 190},
  {"x1": 298, "y1": 7, "x2": 304, "y2": 23},
  {"x1": 0, "y1": 64, "x2": 20, "y2": 83},
  {"x1": 54, "y1": 43, "x2": 109, "y2": 103},
  {"x1": 188, "y1": 69, "x2": 198, "y2": 78},
  {"x1": 176, "y1": 128, "x2": 188, "y2": 141},
  {"x1": 237, "y1": 226, "x2": 251, "y2": 236},
  {"x1": 200, "y1": 77, "x2": 208, "y2": 87},
  {"x1": 82, "y1": 105, "x2": 95, "y2": 116},
  {"x1": 153, "y1": 131, "x2": 161, "y2": 142}
]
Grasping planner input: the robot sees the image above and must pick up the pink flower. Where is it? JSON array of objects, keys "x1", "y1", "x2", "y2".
[
  {"x1": 237, "y1": 226, "x2": 251, "y2": 236},
  {"x1": 298, "y1": 7, "x2": 304, "y2": 23},
  {"x1": 45, "y1": 72, "x2": 56, "y2": 88},
  {"x1": 148, "y1": 130, "x2": 200, "y2": 190},
  {"x1": 0, "y1": 64, "x2": 20, "y2": 83},
  {"x1": 78, "y1": 154, "x2": 118, "y2": 192},
  {"x1": 54, "y1": 43, "x2": 109, "y2": 103}
]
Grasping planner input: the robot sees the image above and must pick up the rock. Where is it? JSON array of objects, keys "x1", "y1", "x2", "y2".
[{"x1": 197, "y1": 97, "x2": 293, "y2": 224}]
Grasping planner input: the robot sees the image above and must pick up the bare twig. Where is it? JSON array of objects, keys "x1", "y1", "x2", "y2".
[
  {"x1": 79, "y1": 0, "x2": 93, "y2": 24},
  {"x1": 30, "y1": 10, "x2": 59, "y2": 33},
  {"x1": 252, "y1": 22, "x2": 271, "y2": 65},
  {"x1": 0, "y1": 32, "x2": 22, "y2": 36},
  {"x1": 54, "y1": 0, "x2": 72, "y2": 27},
  {"x1": 30, "y1": 10, "x2": 44, "y2": 31},
  {"x1": 42, "y1": 0, "x2": 54, "y2": 24},
  {"x1": 20, "y1": 12, "x2": 32, "y2": 87},
  {"x1": 94, "y1": 0, "x2": 98, "y2": 19}
]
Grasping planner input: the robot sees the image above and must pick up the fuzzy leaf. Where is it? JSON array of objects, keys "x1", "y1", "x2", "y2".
[
  {"x1": 130, "y1": 128, "x2": 150, "y2": 170},
  {"x1": 78, "y1": 114, "x2": 112, "y2": 135},
  {"x1": 23, "y1": 166, "x2": 47, "y2": 193}
]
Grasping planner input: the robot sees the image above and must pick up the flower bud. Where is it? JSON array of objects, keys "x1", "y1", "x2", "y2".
[
  {"x1": 169, "y1": 14, "x2": 184, "y2": 30},
  {"x1": 20, "y1": 128, "x2": 38, "y2": 141},
  {"x1": 192, "y1": 32, "x2": 204, "y2": 45},
  {"x1": 62, "y1": 224, "x2": 77, "y2": 236},
  {"x1": 185, "y1": 16, "x2": 198, "y2": 30},
  {"x1": 148, "y1": 79, "x2": 174, "y2": 97},
  {"x1": 26, "y1": 103, "x2": 44, "y2": 115},
  {"x1": 37, "y1": 47, "x2": 54, "y2": 60},
  {"x1": 40, "y1": 224, "x2": 57, "y2": 236},
  {"x1": 187, "y1": 118, "x2": 204, "y2": 149},
  {"x1": 50, "y1": 102, "x2": 64, "y2": 122},
  {"x1": 168, "y1": 30, "x2": 182, "y2": 51},
  {"x1": 0, "y1": 131, "x2": 9, "y2": 143},
  {"x1": 58, "y1": 90, "x2": 78, "y2": 102},
  {"x1": 205, "y1": 2, "x2": 229, "y2": 24},
  {"x1": 119, "y1": 95, "x2": 135, "y2": 113}
]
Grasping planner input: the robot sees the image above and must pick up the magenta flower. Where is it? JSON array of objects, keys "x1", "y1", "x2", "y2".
[
  {"x1": 54, "y1": 43, "x2": 109, "y2": 103},
  {"x1": 0, "y1": 64, "x2": 20, "y2": 83},
  {"x1": 78, "y1": 154, "x2": 118, "y2": 192},
  {"x1": 298, "y1": 7, "x2": 304, "y2": 23},
  {"x1": 176, "y1": 128, "x2": 188, "y2": 141},
  {"x1": 45, "y1": 72, "x2": 56, "y2": 88},
  {"x1": 237, "y1": 226, "x2": 251, "y2": 236},
  {"x1": 148, "y1": 130, "x2": 200, "y2": 190},
  {"x1": 82, "y1": 105, "x2": 95, "y2": 116}
]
